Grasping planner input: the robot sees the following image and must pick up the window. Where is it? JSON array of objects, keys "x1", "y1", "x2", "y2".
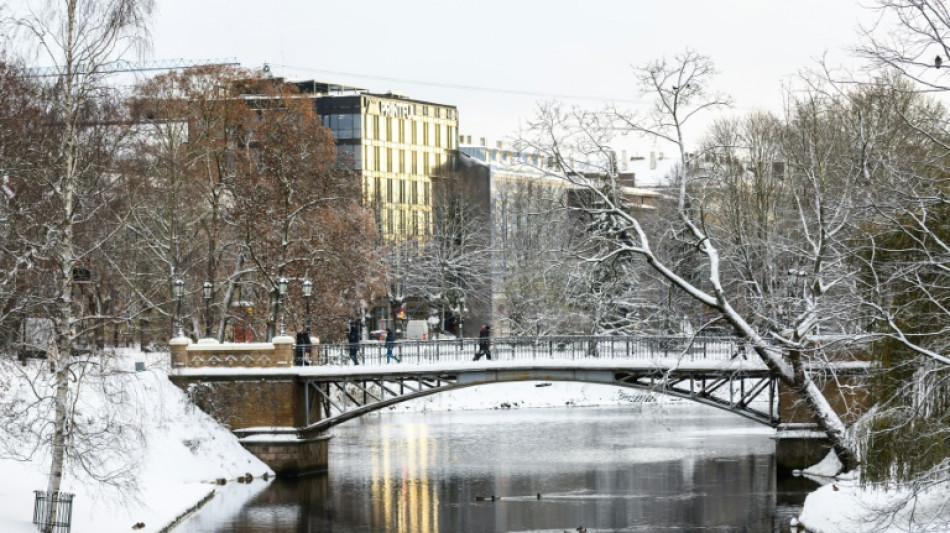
[
  {"x1": 411, "y1": 151, "x2": 418, "y2": 175},
  {"x1": 373, "y1": 146, "x2": 381, "y2": 171},
  {"x1": 435, "y1": 125, "x2": 441, "y2": 148},
  {"x1": 422, "y1": 123, "x2": 429, "y2": 146},
  {"x1": 386, "y1": 178, "x2": 394, "y2": 203},
  {"x1": 398, "y1": 119, "x2": 405, "y2": 143},
  {"x1": 412, "y1": 122, "x2": 418, "y2": 144},
  {"x1": 386, "y1": 148, "x2": 393, "y2": 172},
  {"x1": 399, "y1": 150, "x2": 406, "y2": 173},
  {"x1": 411, "y1": 181, "x2": 418, "y2": 204}
]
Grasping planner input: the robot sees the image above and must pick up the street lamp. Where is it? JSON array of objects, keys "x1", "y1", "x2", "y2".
[
  {"x1": 202, "y1": 281, "x2": 212, "y2": 338},
  {"x1": 278, "y1": 277, "x2": 289, "y2": 336},
  {"x1": 173, "y1": 279, "x2": 184, "y2": 338},
  {"x1": 302, "y1": 279, "x2": 313, "y2": 334}
]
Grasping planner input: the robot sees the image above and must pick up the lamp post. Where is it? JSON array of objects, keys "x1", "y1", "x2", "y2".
[
  {"x1": 202, "y1": 281, "x2": 212, "y2": 338},
  {"x1": 278, "y1": 277, "x2": 288, "y2": 336},
  {"x1": 302, "y1": 280, "x2": 312, "y2": 334},
  {"x1": 173, "y1": 279, "x2": 184, "y2": 338}
]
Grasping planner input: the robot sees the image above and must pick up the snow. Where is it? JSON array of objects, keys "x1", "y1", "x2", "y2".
[
  {"x1": 802, "y1": 450, "x2": 844, "y2": 478},
  {"x1": 799, "y1": 480, "x2": 950, "y2": 533},
  {"x1": 0, "y1": 351, "x2": 273, "y2": 533}
]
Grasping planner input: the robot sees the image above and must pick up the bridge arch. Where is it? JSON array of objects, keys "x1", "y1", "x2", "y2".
[{"x1": 298, "y1": 366, "x2": 777, "y2": 438}]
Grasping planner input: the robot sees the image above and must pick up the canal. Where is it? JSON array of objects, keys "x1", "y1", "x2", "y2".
[{"x1": 175, "y1": 400, "x2": 817, "y2": 532}]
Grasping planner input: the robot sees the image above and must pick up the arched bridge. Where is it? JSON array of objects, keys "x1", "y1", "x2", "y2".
[
  {"x1": 175, "y1": 336, "x2": 867, "y2": 435},
  {"x1": 292, "y1": 359, "x2": 777, "y2": 438},
  {"x1": 170, "y1": 335, "x2": 870, "y2": 474}
]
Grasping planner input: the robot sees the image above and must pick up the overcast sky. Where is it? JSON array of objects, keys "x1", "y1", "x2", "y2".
[{"x1": 29, "y1": 1, "x2": 881, "y2": 148}]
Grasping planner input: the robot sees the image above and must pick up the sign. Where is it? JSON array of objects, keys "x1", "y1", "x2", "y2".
[{"x1": 379, "y1": 101, "x2": 412, "y2": 118}]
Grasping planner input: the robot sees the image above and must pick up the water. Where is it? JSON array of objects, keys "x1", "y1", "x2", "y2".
[{"x1": 176, "y1": 403, "x2": 817, "y2": 532}]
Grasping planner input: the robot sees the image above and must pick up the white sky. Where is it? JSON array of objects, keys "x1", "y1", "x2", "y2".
[{"x1": 146, "y1": 0, "x2": 876, "y2": 147}]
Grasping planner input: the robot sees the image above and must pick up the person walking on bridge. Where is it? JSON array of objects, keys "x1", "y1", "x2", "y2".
[
  {"x1": 347, "y1": 321, "x2": 360, "y2": 365},
  {"x1": 473, "y1": 325, "x2": 492, "y2": 361},
  {"x1": 385, "y1": 328, "x2": 400, "y2": 363}
]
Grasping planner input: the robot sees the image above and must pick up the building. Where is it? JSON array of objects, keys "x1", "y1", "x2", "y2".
[
  {"x1": 295, "y1": 81, "x2": 460, "y2": 242},
  {"x1": 459, "y1": 138, "x2": 665, "y2": 335}
]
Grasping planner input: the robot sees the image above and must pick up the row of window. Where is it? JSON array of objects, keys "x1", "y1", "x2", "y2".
[
  {"x1": 322, "y1": 113, "x2": 456, "y2": 149},
  {"x1": 369, "y1": 176, "x2": 432, "y2": 206},
  {"x1": 380, "y1": 206, "x2": 430, "y2": 237},
  {"x1": 364, "y1": 146, "x2": 457, "y2": 175}
]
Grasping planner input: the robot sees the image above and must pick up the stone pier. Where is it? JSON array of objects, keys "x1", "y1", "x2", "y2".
[{"x1": 168, "y1": 336, "x2": 328, "y2": 475}]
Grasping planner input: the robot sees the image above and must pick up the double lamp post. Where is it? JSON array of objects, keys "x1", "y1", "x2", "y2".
[{"x1": 172, "y1": 277, "x2": 313, "y2": 341}]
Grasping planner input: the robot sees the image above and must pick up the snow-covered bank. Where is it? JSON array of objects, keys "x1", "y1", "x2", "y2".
[
  {"x1": 799, "y1": 478, "x2": 950, "y2": 533},
  {"x1": 0, "y1": 351, "x2": 272, "y2": 533}
]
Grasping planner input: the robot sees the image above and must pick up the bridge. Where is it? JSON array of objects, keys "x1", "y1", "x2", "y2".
[{"x1": 169, "y1": 335, "x2": 869, "y2": 475}]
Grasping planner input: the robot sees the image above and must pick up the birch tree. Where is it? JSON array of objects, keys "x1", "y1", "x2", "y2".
[{"x1": 3, "y1": 0, "x2": 154, "y2": 524}]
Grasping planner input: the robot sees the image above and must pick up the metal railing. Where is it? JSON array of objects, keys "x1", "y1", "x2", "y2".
[
  {"x1": 306, "y1": 335, "x2": 750, "y2": 366},
  {"x1": 33, "y1": 491, "x2": 74, "y2": 533}
]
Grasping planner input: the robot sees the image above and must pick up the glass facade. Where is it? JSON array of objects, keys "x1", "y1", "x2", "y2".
[{"x1": 316, "y1": 93, "x2": 458, "y2": 242}]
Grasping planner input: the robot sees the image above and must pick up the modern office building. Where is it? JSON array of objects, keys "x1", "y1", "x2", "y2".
[{"x1": 295, "y1": 81, "x2": 460, "y2": 242}]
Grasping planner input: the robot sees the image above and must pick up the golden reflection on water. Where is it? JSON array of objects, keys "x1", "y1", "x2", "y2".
[{"x1": 370, "y1": 422, "x2": 439, "y2": 533}]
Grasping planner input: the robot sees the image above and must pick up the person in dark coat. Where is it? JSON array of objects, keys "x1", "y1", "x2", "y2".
[
  {"x1": 385, "y1": 328, "x2": 399, "y2": 363},
  {"x1": 347, "y1": 322, "x2": 360, "y2": 365},
  {"x1": 294, "y1": 330, "x2": 312, "y2": 366},
  {"x1": 473, "y1": 325, "x2": 492, "y2": 361}
]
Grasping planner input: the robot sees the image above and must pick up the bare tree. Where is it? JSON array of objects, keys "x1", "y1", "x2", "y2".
[
  {"x1": 3, "y1": 0, "x2": 154, "y2": 524},
  {"x1": 523, "y1": 50, "x2": 861, "y2": 467}
]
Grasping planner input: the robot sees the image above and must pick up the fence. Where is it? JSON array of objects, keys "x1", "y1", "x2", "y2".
[
  {"x1": 308, "y1": 335, "x2": 748, "y2": 366},
  {"x1": 33, "y1": 491, "x2": 74, "y2": 533}
]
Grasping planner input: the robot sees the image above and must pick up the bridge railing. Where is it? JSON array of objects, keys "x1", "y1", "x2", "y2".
[{"x1": 308, "y1": 335, "x2": 748, "y2": 366}]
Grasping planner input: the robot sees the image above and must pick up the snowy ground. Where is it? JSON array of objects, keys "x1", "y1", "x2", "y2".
[
  {"x1": 0, "y1": 349, "x2": 272, "y2": 533},
  {"x1": 798, "y1": 477, "x2": 950, "y2": 533}
]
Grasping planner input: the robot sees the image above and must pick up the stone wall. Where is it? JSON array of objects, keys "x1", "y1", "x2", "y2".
[
  {"x1": 242, "y1": 436, "x2": 331, "y2": 475},
  {"x1": 169, "y1": 336, "x2": 294, "y2": 369}
]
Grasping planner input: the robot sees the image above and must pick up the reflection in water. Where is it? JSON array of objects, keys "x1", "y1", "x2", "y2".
[{"x1": 177, "y1": 404, "x2": 817, "y2": 532}]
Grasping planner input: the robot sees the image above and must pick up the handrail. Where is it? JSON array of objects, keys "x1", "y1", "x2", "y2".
[{"x1": 303, "y1": 335, "x2": 750, "y2": 366}]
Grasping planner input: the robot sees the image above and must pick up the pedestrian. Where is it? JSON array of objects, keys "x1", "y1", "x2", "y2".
[
  {"x1": 347, "y1": 321, "x2": 360, "y2": 365},
  {"x1": 385, "y1": 328, "x2": 400, "y2": 363},
  {"x1": 294, "y1": 330, "x2": 311, "y2": 366},
  {"x1": 473, "y1": 324, "x2": 492, "y2": 361}
]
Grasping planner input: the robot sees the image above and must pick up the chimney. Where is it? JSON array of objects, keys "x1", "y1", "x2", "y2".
[
  {"x1": 496, "y1": 140, "x2": 504, "y2": 149},
  {"x1": 650, "y1": 152, "x2": 657, "y2": 170},
  {"x1": 467, "y1": 135, "x2": 472, "y2": 144},
  {"x1": 621, "y1": 150, "x2": 628, "y2": 172},
  {"x1": 479, "y1": 137, "x2": 486, "y2": 147}
]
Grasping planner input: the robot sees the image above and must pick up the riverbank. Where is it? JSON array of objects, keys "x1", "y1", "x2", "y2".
[{"x1": 0, "y1": 350, "x2": 273, "y2": 533}]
